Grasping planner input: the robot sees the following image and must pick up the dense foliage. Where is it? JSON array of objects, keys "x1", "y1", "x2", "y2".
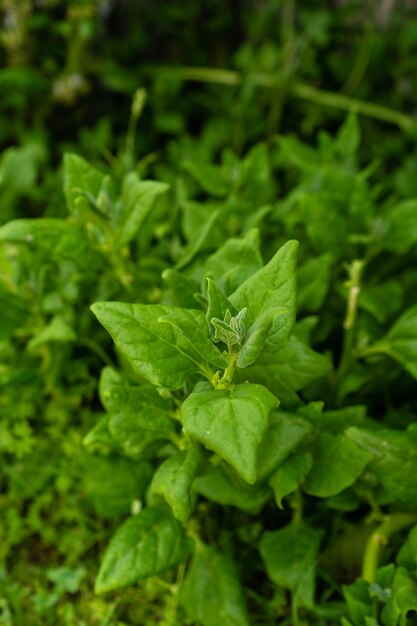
[{"x1": 3, "y1": 2, "x2": 417, "y2": 625}]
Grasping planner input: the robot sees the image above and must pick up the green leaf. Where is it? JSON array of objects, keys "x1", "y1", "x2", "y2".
[
  {"x1": 256, "y1": 411, "x2": 313, "y2": 480},
  {"x1": 206, "y1": 278, "x2": 237, "y2": 340},
  {"x1": 83, "y1": 417, "x2": 116, "y2": 455},
  {"x1": 204, "y1": 229, "x2": 263, "y2": 296},
  {"x1": 366, "y1": 305, "x2": 417, "y2": 379},
  {"x1": 182, "y1": 382, "x2": 278, "y2": 484},
  {"x1": 298, "y1": 253, "x2": 332, "y2": 312},
  {"x1": 269, "y1": 452, "x2": 313, "y2": 508},
  {"x1": 183, "y1": 160, "x2": 229, "y2": 197},
  {"x1": 239, "y1": 143, "x2": 273, "y2": 205},
  {"x1": 276, "y1": 135, "x2": 318, "y2": 172},
  {"x1": 358, "y1": 281, "x2": 404, "y2": 324},
  {"x1": 0, "y1": 285, "x2": 29, "y2": 340},
  {"x1": 98, "y1": 368, "x2": 176, "y2": 457},
  {"x1": 108, "y1": 400, "x2": 176, "y2": 458},
  {"x1": 229, "y1": 240, "x2": 298, "y2": 365},
  {"x1": 310, "y1": 405, "x2": 370, "y2": 434},
  {"x1": 180, "y1": 544, "x2": 250, "y2": 626},
  {"x1": 151, "y1": 445, "x2": 203, "y2": 522},
  {"x1": 0, "y1": 142, "x2": 46, "y2": 195},
  {"x1": 259, "y1": 521, "x2": 322, "y2": 608},
  {"x1": 27, "y1": 315, "x2": 76, "y2": 352},
  {"x1": 162, "y1": 269, "x2": 200, "y2": 308},
  {"x1": 176, "y1": 208, "x2": 221, "y2": 269},
  {"x1": 192, "y1": 462, "x2": 270, "y2": 512},
  {"x1": 117, "y1": 173, "x2": 168, "y2": 247},
  {"x1": 0, "y1": 217, "x2": 91, "y2": 262},
  {"x1": 63, "y1": 153, "x2": 106, "y2": 215},
  {"x1": 381, "y1": 567, "x2": 417, "y2": 626},
  {"x1": 383, "y1": 199, "x2": 417, "y2": 254},
  {"x1": 342, "y1": 579, "x2": 373, "y2": 626},
  {"x1": 159, "y1": 309, "x2": 227, "y2": 369},
  {"x1": 347, "y1": 426, "x2": 417, "y2": 503},
  {"x1": 95, "y1": 507, "x2": 192, "y2": 594},
  {"x1": 181, "y1": 199, "x2": 221, "y2": 244},
  {"x1": 334, "y1": 113, "x2": 360, "y2": 161},
  {"x1": 84, "y1": 455, "x2": 152, "y2": 517},
  {"x1": 303, "y1": 433, "x2": 373, "y2": 498},
  {"x1": 242, "y1": 334, "x2": 332, "y2": 406},
  {"x1": 398, "y1": 525, "x2": 417, "y2": 572},
  {"x1": 91, "y1": 303, "x2": 218, "y2": 389}
]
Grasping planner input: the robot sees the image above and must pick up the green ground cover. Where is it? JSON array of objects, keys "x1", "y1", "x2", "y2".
[{"x1": 2, "y1": 2, "x2": 417, "y2": 625}]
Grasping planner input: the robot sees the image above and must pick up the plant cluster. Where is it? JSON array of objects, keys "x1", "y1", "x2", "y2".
[
  {"x1": 3, "y1": 2, "x2": 417, "y2": 625},
  {"x1": 2, "y1": 110, "x2": 417, "y2": 625}
]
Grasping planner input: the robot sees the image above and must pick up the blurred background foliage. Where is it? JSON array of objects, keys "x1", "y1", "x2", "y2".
[{"x1": 2, "y1": 0, "x2": 417, "y2": 223}]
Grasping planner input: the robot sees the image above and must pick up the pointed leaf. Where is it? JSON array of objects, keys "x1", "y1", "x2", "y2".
[
  {"x1": 383, "y1": 199, "x2": 417, "y2": 254},
  {"x1": 260, "y1": 521, "x2": 322, "y2": 608},
  {"x1": 367, "y1": 305, "x2": 417, "y2": 380},
  {"x1": 162, "y1": 269, "x2": 200, "y2": 308},
  {"x1": 99, "y1": 367, "x2": 177, "y2": 455},
  {"x1": 180, "y1": 545, "x2": 250, "y2": 626},
  {"x1": 298, "y1": 253, "x2": 333, "y2": 313},
  {"x1": 358, "y1": 280, "x2": 403, "y2": 324},
  {"x1": 270, "y1": 452, "x2": 313, "y2": 509},
  {"x1": 229, "y1": 240, "x2": 298, "y2": 361},
  {"x1": 182, "y1": 382, "x2": 278, "y2": 484},
  {"x1": 206, "y1": 278, "x2": 237, "y2": 340},
  {"x1": 304, "y1": 433, "x2": 373, "y2": 498},
  {"x1": 257, "y1": 411, "x2": 313, "y2": 480},
  {"x1": 193, "y1": 462, "x2": 270, "y2": 512},
  {"x1": 183, "y1": 160, "x2": 229, "y2": 197},
  {"x1": 381, "y1": 567, "x2": 417, "y2": 626},
  {"x1": 159, "y1": 309, "x2": 227, "y2": 369},
  {"x1": 347, "y1": 426, "x2": 417, "y2": 503},
  {"x1": 91, "y1": 303, "x2": 217, "y2": 389},
  {"x1": 204, "y1": 229, "x2": 263, "y2": 296},
  {"x1": 95, "y1": 507, "x2": 192, "y2": 594},
  {"x1": 151, "y1": 445, "x2": 203, "y2": 522},
  {"x1": 118, "y1": 173, "x2": 168, "y2": 247},
  {"x1": 242, "y1": 335, "x2": 331, "y2": 405},
  {"x1": 63, "y1": 153, "x2": 105, "y2": 215}
]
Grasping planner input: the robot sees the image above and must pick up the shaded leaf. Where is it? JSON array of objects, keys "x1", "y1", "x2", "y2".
[
  {"x1": 260, "y1": 521, "x2": 322, "y2": 608},
  {"x1": 298, "y1": 253, "x2": 332, "y2": 312},
  {"x1": 366, "y1": 305, "x2": 417, "y2": 380},
  {"x1": 242, "y1": 335, "x2": 332, "y2": 406},
  {"x1": 151, "y1": 445, "x2": 203, "y2": 521},
  {"x1": 193, "y1": 462, "x2": 270, "y2": 512},
  {"x1": 347, "y1": 426, "x2": 417, "y2": 503},
  {"x1": 117, "y1": 173, "x2": 168, "y2": 247},
  {"x1": 204, "y1": 229, "x2": 263, "y2": 296},
  {"x1": 63, "y1": 153, "x2": 105, "y2": 215},
  {"x1": 303, "y1": 433, "x2": 373, "y2": 498},
  {"x1": 256, "y1": 411, "x2": 313, "y2": 480},
  {"x1": 269, "y1": 453, "x2": 313, "y2": 508},
  {"x1": 95, "y1": 507, "x2": 192, "y2": 594},
  {"x1": 180, "y1": 545, "x2": 250, "y2": 626}
]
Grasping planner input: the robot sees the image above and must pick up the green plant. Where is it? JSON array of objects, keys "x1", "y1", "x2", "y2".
[
  {"x1": 3, "y1": 88, "x2": 417, "y2": 624},
  {"x1": 79, "y1": 114, "x2": 417, "y2": 626}
]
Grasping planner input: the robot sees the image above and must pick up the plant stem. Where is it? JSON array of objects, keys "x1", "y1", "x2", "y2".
[
  {"x1": 362, "y1": 513, "x2": 417, "y2": 583},
  {"x1": 153, "y1": 66, "x2": 417, "y2": 131},
  {"x1": 335, "y1": 260, "x2": 364, "y2": 401},
  {"x1": 124, "y1": 88, "x2": 146, "y2": 172},
  {"x1": 292, "y1": 489, "x2": 303, "y2": 525}
]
